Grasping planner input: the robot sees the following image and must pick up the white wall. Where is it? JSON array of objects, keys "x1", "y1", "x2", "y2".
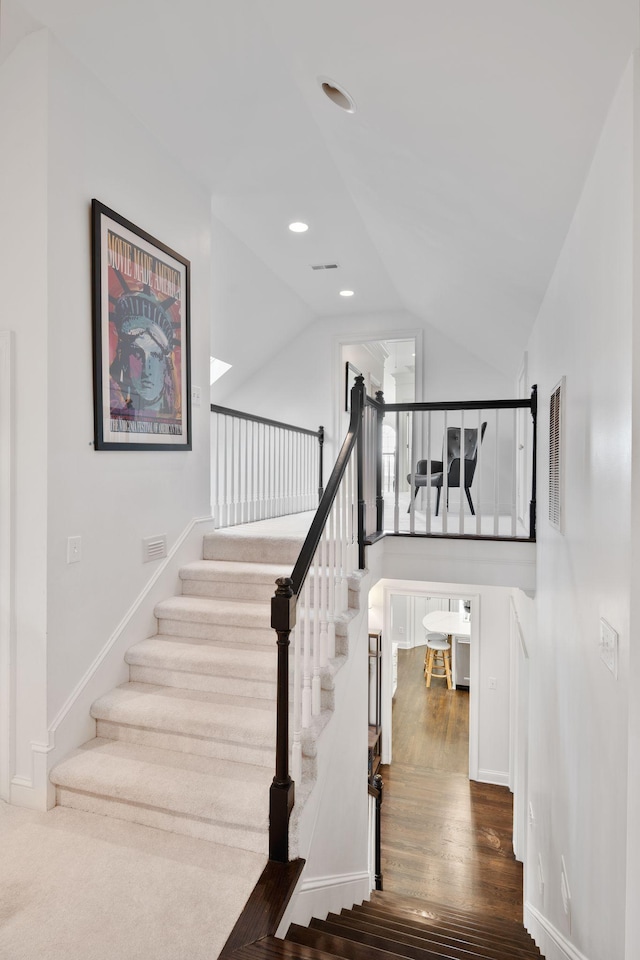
[
  {"x1": 1, "y1": 30, "x2": 214, "y2": 807},
  {"x1": 218, "y1": 310, "x2": 513, "y2": 457},
  {"x1": 519, "y1": 57, "x2": 633, "y2": 960},
  {"x1": 209, "y1": 216, "x2": 315, "y2": 406},
  {"x1": 0, "y1": 29, "x2": 50, "y2": 805}
]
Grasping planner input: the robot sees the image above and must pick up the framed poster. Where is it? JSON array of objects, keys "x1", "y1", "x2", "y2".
[{"x1": 91, "y1": 199, "x2": 191, "y2": 450}]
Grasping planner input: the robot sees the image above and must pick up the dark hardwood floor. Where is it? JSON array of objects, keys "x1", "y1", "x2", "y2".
[{"x1": 380, "y1": 646, "x2": 523, "y2": 922}]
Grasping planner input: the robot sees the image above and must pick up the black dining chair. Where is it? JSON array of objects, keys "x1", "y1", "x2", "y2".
[{"x1": 407, "y1": 422, "x2": 487, "y2": 515}]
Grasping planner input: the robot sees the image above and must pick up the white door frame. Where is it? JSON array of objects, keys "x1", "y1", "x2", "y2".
[
  {"x1": 509, "y1": 596, "x2": 530, "y2": 866},
  {"x1": 333, "y1": 328, "x2": 424, "y2": 450},
  {"x1": 0, "y1": 331, "x2": 14, "y2": 801},
  {"x1": 381, "y1": 583, "x2": 480, "y2": 780}
]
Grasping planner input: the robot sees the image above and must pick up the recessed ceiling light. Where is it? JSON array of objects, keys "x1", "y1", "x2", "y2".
[
  {"x1": 289, "y1": 221, "x2": 309, "y2": 233},
  {"x1": 340, "y1": 290, "x2": 354, "y2": 297},
  {"x1": 318, "y1": 76, "x2": 356, "y2": 114}
]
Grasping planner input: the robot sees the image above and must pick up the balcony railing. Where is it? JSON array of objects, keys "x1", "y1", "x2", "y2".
[
  {"x1": 381, "y1": 392, "x2": 537, "y2": 540},
  {"x1": 210, "y1": 404, "x2": 324, "y2": 528}
]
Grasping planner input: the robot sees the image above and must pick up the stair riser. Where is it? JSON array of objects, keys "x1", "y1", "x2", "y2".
[
  {"x1": 56, "y1": 787, "x2": 268, "y2": 854},
  {"x1": 181, "y1": 579, "x2": 278, "y2": 602},
  {"x1": 181, "y1": 577, "x2": 359, "y2": 610},
  {"x1": 127, "y1": 665, "x2": 335, "y2": 711},
  {"x1": 96, "y1": 719, "x2": 275, "y2": 767},
  {"x1": 128, "y1": 664, "x2": 277, "y2": 700},
  {"x1": 204, "y1": 536, "x2": 302, "y2": 564},
  {"x1": 157, "y1": 617, "x2": 350, "y2": 657},
  {"x1": 157, "y1": 618, "x2": 275, "y2": 645}
]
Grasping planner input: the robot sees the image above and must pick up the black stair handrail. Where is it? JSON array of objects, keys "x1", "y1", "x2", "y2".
[{"x1": 269, "y1": 375, "x2": 367, "y2": 863}]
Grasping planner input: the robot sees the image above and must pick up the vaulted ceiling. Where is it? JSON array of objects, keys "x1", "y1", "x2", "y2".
[{"x1": 13, "y1": 0, "x2": 640, "y2": 374}]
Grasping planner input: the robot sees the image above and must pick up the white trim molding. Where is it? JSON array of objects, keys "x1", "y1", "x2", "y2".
[
  {"x1": 477, "y1": 768, "x2": 510, "y2": 786},
  {"x1": 276, "y1": 869, "x2": 371, "y2": 936},
  {"x1": 525, "y1": 903, "x2": 590, "y2": 960},
  {"x1": 0, "y1": 331, "x2": 14, "y2": 803}
]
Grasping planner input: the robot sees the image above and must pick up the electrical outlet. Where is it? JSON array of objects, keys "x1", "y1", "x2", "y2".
[
  {"x1": 488, "y1": 677, "x2": 497, "y2": 690},
  {"x1": 67, "y1": 536, "x2": 82, "y2": 564},
  {"x1": 398, "y1": 626, "x2": 405, "y2": 635},
  {"x1": 599, "y1": 618, "x2": 618, "y2": 678}
]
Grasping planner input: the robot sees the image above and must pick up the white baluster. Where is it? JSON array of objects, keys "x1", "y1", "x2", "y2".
[
  {"x1": 312, "y1": 547, "x2": 321, "y2": 716},
  {"x1": 291, "y1": 622, "x2": 302, "y2": 785},
  {"x1": 339, "y1": 476, "x2": 349, "y2": 610},
  {"x1": 442, "y1": 411, "x2": 448, "y2": 536},
  {"x1": 302, "y1": 577, "x2": 312, "y2": 728},
  {"x1": 425, "y1": 411, "x2": 432, "y2": 535},
  {"x1": 319, "y1": 527, "x2": 329, "y2": 669},
  {"x1": 327, "y1": 502, "x2": 336, "y2": 659}
]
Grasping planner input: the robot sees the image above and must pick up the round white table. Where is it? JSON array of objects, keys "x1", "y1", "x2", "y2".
[
  {"x1": 422, "y1": 611, "x2": 471, "y2": 688},
  {"x1": 422, "y1": 610, "x2": 470, "y2": 639}
]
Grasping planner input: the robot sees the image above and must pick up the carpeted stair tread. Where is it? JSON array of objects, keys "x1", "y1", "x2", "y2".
[
  {"x1": 91, "y1": 682, "x2": 275, "y2": 746},
  {"x1": 203, "y1": 531, "x2": 304, "y2": 564},
  {"x1": 50, "y1": 737, "x2": 271, "y2": 829},
  {"x1": 126, "y1": 636, "x2": 275, "y2": 680},
  {"x1": 155, "y1": 595, "x2": 271, "y2": 627},
  {"x1": 325, "y1": 912, "x2": 538, "y2": 960},
  {"x1": 349, "y1": 906, "x2": 538, "y2": 956},
  {"x1": 180, "y1": 559, "x2": 292, "y2": 583}
]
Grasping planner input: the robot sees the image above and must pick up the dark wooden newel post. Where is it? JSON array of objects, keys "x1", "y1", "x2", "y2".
[
  {"x1": 269, "y1": 577, "x2": 296, "y2": 862},
  {"x1": 354, "y1": 375, "x2": 367, "y2": 570},
  {"x1": 373, "y1": 773, "x2": 384, "y2": 891}
]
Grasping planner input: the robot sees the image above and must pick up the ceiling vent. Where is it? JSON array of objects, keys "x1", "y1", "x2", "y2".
[
  {"x1": 142, "y1": 534, "x2": 167, "y2": 563},
  {"x1": 311, "y1": 263, "x2": 339, "y2": 271}
]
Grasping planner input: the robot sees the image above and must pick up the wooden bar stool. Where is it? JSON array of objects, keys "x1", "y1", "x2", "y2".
[{"x1": 424, "y1": 632, "x2": 452, "y2": 689}]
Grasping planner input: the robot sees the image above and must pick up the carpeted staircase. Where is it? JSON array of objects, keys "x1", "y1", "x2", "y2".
[
  {"x1": 50, "y1": 524, "x2": 357, "y2": 857},
  {"x1": 230, "y1": 891, "x2": 543, "y2": 959}
]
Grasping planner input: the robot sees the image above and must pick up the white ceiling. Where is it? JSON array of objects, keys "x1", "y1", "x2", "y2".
[{"x1": 14, "y1": 0, "x2": 640, "y2": 374}]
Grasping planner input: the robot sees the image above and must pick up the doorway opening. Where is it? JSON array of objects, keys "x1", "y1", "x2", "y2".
[{"x1": 389, "y1": 592, "x2": 472, "y2": 773}]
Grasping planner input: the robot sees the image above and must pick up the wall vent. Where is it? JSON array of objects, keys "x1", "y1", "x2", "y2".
[
  {"x1": 549, "y1": 378, "x2": 565, "y2": 531},
  {"x1": 311, "y1": 263, "x2": 339, "y2": 270},
  {"x1": 142, "y1": 534, "x2": 167, "y2": 563}
]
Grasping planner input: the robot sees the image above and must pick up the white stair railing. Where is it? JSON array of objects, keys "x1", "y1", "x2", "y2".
[{"x1": 211, "y1": 404, "x2": 324, "y2": 528}]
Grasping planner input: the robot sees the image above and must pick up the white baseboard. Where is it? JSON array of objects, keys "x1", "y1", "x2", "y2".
[
  {"x1": 276, "y1": 869, "x2": 371, "y2": 937},
  {"x1": 525, "y1": 902, "x2": 590, "y2": 960},
  {"x1": 477, "y1": 768, "x2": 510, "y2": 786}
]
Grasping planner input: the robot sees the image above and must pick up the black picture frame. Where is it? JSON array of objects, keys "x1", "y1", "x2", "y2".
[{"x1": 91, "y1": 199, "x2": 192, "y2": 451}]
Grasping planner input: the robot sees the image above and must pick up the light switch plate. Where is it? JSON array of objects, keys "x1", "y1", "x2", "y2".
[
  {"x1": 599, "y1": 618, "x2": 618, "y2": 678},
  {"x1": 67, "y1": 536, "x2": 82, "y2": 564},
  {"x1": 191, "y1": 386, "x2": 201, "y2": 407}
]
